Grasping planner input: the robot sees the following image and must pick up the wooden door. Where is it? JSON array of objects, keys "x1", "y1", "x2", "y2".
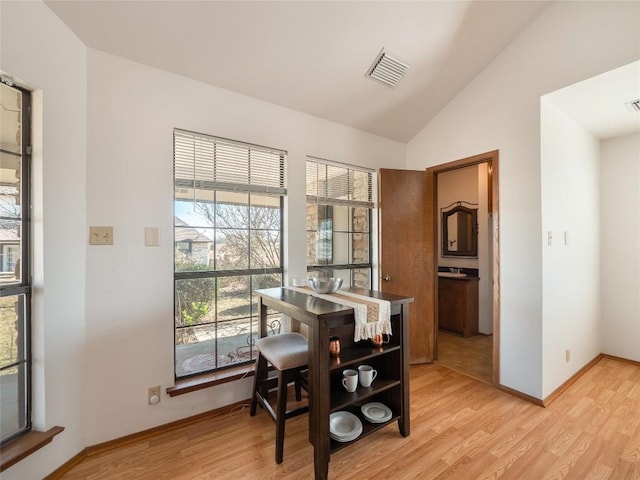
[{"x1": 379, "y1": 169, "x2": 435, "y2": 364}]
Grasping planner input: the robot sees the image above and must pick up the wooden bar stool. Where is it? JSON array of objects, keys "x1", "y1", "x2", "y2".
[{"x1": 250, "y1": 332, "x2": 309, "y2": 464}]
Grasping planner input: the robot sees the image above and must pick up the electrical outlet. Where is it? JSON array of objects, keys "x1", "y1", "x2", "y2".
[
  {"x1": 148, "y1": 385, "x2": 161, "y2": 405},
  {"x1": 89, "y1": 226, "x2": 113, "y2": 245},
  {"x1": 565, "y1": 349, "x2": 571, "y2": 363}
]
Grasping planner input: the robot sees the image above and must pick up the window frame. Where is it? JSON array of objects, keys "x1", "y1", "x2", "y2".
[
  {"x1": 0, "y1": 80, "x2": 32, "y2": 446},
  {"x1": 305, "y1": 156, "x2": 374, "y2": 288},
  {"x1": 173, "y1": 130, "x2": 286, "y2": 379}
]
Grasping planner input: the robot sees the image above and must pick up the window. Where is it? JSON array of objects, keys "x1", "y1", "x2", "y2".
[
  {"x1": 173, "y1": 129, "x2": 286, "y2": 377},
  {"x1": 1, "y1": 244, "x2": 19, "y2": 273},
  {"x1": 306, "y1": 157, "x2": 374, "y2": 288},
  {"x1": 0, "y1": 80, "x2": 31, "y2": 445}
]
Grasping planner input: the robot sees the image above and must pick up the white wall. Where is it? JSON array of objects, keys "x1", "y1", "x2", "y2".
[
  {"x1": 0, "y1": 2, "x2": 87, "y2": 479},
  {"x1": 83, "y1": 50, "x2": 405, "y2": 445},
  {"x1": 1, "y1": 2, "x2": 405, "y2": 474},
  {"x1": 601, "y1": 133, "x2": 640, "y2": 362},
  {"x1": 540, "y1": 98, "x2": 601, "y2": 397},
  {"x1": 406, "y1": 1, "x2": 640, "y2": 398},
  {"x1": 2, "y1": 0, "x2": 638, "y2": 474}
]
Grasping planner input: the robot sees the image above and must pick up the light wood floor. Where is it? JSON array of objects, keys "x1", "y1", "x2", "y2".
[
  {"x1": 437, "y1": 330, "x2": 493, "y2": 384},
  {"x1": 60, "y1": 357, "x2": 639, "y2": 479}
]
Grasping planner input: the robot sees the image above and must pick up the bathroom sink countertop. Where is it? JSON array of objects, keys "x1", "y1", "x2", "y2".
[{"x1": 437, "y1": 272, "x2": 479, "y2": 280}]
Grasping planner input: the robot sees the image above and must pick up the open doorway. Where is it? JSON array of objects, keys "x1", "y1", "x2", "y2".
[{"x1": 427, "y1": 150, "x2": 500, "y2": 385}]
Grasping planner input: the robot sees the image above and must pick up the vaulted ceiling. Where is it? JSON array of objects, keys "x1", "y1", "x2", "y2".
[{"x1": 45, "y1": 1, "x2": 551, "y2": 143}]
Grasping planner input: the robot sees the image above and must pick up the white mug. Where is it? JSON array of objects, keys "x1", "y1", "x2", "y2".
[
  {"x1": 358, "y1": 365, "x2": 377, "y2": 387},
  {"x1": 342, "y1": 369, "x2": 358, "y2": 392}
]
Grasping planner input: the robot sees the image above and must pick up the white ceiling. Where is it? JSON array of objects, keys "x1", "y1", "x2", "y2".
[
  {"x1": 45, "y1": 0, "x2": 551, "y2": 143},
  {"x1": 545, "y1": 61, "x2": 640, "y2": 140}
]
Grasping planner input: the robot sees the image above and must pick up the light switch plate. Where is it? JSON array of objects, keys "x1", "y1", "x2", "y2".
[
  {"x1": 90, "y1": 226, "x2": 113, "y2": 245},
  {"x1": 145, "y1": 227, "x2": 159, "y2": 247}
]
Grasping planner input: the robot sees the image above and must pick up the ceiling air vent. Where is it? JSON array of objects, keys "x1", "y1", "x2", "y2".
[
  {"x1": 625, "y1": 99, "x2": 640, "y2": 112},
  {"x1": 365, "y1": 48, "x2": 409, "y2": 88}
]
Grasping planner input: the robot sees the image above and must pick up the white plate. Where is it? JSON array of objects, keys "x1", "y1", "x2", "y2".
[
  {"x1": 330, "y1": 432, "x2": 361, "y2": 443},
  {"x1": 330, "y1": 427, "x2": 362, "y2": 442},
  {"x1": 361, "y1": 402, "x2": 393, "y2": 423},
  {"x1": 330, "y1": 411, "x2": 363, "y2": 438},
  {"x1": 330, "y1": 428, "x2": 362, "y2": 442}
]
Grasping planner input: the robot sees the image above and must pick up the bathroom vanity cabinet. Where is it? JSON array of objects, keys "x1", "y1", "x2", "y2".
[{"x1": 438, "y1": 276, "x2": 479, "y2": 337}]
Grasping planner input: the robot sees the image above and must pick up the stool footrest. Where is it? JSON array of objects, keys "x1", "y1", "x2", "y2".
[
  {"x1": 255, "y1": 390, "x2": 309, "y2": 422},
  {"x1": 285, "y1": 405, "x2": 309, "y2": 418}
]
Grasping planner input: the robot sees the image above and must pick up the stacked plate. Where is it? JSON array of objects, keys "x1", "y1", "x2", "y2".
[
  {"x1": 361, "y1": 402, "x2": 393, "y2": 424},
  {"x1": 329, "y1": 411, "x2": 363, "y2": 442}
]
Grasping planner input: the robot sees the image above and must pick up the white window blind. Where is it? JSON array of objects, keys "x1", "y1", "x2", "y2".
[
  {"x1": 306, "y1": 156, "x2": 373, "y2": 208},
  {"x1": 174, "y1": 129, "x2": 287, "y2": 194}
]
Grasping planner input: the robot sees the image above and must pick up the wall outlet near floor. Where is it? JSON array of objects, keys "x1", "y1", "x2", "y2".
[
  {"x1": 148, "y1": 385, "x2": 161, "y2": 405},
  {"x1": 565, "y1": 349, "x2": 571, "y2": 363}
]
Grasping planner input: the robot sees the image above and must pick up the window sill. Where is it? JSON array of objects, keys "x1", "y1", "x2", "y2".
[
  {"x1": 0, "y1": 426, "x2": 64, "y2": 472},
  {"x1": 166, "y1": 363, "x2": 255, "y2": 397}
]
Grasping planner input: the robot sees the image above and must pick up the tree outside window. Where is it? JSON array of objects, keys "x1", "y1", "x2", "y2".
[{"x1": 173, "y1": 130, "x2": 286, "y2": 377}]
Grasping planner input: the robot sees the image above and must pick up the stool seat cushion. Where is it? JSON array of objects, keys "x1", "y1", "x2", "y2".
[{"x1": 255, "y1": 333, "x2": 308, "y2": 370}]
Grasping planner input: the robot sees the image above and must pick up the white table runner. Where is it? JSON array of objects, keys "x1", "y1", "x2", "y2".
[{"x1": 286, "y1": 286, "x2": 391, "y2": 341}]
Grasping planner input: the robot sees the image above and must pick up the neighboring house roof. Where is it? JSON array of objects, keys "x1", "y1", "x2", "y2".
[
  {"x1": 0, "y1": 189, "x2": 20, "y2": 243},
  {"x1": 174, "y1": 216, "x2": 212, "y2": 243},
  {"x1": 0, "y1": 228, "x2": 19, "y2": 242}
]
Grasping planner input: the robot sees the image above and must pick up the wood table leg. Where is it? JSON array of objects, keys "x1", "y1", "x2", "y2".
[
  {"x1": 308, "y1": 316, "x2": 330, "y2": 479},
  {"x1": 254, "y1": 288, "x2": 412, "y2": 479},
  {"x1": 399, "y1": 304, "x2": 410, "y2": 437},
  {"x1": 259, "y1": 298, "x2": 267, "y2": 338}
]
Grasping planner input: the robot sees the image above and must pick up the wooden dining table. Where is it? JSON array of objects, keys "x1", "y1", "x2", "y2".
[{"x1": 255, "y1": 286, "x2": 413, "y2": 480}]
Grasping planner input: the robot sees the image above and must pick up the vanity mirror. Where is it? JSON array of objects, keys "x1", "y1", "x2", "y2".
[{"x1": 441, "y1": 202, "x2": 478, "y2": 257}]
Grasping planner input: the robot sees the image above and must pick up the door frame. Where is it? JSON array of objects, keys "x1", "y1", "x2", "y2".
[{"x1": 427, "y1": 150, "x2": 500, "y2": 385}]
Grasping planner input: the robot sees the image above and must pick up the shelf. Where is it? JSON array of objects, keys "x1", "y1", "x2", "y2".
[
  {"x1": 329, "y1": 405, "x2": 400, "y2": 453},
  {"x1": 329, "y1": 344, "x2": 400, "y2": 371},
  {"x1": 256, "y1": 287, "x2": 412, "y2": 479},
  {"x1": 330, "y1": 378, "x2": 400, "y2": 412}
]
